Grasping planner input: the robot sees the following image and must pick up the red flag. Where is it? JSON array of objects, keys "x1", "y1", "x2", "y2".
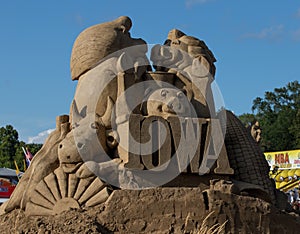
[
  {"x1": 26, "y1": 147, "x2": 33, "y2": 161},
  {"x1": 22, "y1": 147, "x2": 33, "y2": 169}
]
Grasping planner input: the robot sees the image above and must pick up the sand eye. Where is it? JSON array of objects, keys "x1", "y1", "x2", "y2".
[
  {"x1": 161, "y1": 90, "x2": 167, "y2": 97},
  {"x1": 172, "y1": 39, "x2": 180, "y2": 45},
  {"x1": 72, "y1": 123, "x2": 79, "y2": 129},
  {"x1": 177, "y1": 92, "x2": 184, "y2": 99},
  {"x1": 91, "y1": 123, "x2": 97, "y2": 129}
]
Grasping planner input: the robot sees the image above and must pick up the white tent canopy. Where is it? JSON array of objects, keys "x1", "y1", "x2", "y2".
[{"x1": 0, "y1": 168, "x2": 19, "y2": 177}]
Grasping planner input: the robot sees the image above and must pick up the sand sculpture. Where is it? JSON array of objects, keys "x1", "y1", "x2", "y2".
[
  {"x1": 250, "y1": 120, "x2": 262, "y2": 143},
  {"x1": 1, "y1": 16, "x2": 297, "y2": 233}
]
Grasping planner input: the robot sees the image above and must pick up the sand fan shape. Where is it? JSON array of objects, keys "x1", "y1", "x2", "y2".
[{"x1": 25, "y1": 167, "x2": 111, "y2": 216}]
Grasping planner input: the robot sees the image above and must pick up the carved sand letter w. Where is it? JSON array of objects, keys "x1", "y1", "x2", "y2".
[{"x1": 168, "y1": 117, "x2": 205, "y2": 173}]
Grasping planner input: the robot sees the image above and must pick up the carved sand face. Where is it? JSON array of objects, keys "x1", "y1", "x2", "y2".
[
  {"x1": 146, "y1": 88, "x2": 192, "y2": 117},
  {"x1": 150, "y1": 44, "x2": 192, "y2": 71},
  {"x1": 58, "y1": 100, "x2": 109, "y2": 174},
  {"x1": 58, "y1": 132, "x2": 83, "y2": 174},
  {"x1": 70, "y1": 100, "x2": 109, "y2": 165}
]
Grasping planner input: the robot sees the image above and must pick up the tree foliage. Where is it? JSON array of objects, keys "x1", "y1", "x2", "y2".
[
  {"x1": 238, "y1": 113, "x2": 256, "y2": 128},
  {"x1": 0, "y1": 125, "x2": 18, "y2": 168},
  {"x1": 240, "y1": 81, "x2": 300, "y2": 152},
  {"x1": 0, "y1": 125, "x2": 42, "y2": 171}
]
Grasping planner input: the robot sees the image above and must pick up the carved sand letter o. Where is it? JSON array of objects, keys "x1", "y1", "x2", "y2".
[{"x1": 140, "y1": 116, "x2": 171, "y2": 170}]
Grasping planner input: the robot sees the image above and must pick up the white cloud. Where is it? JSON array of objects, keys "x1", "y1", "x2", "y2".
[
  {"x1": 296, "y1": 8, "x2": 300, "y2": 18},
  {"x1": 27, "y1": 129, "x2": 55, "y2": 144},
  {"x1": 75, "y1": 14, "x2": 84, "y2": 26},
  {"x1": 186, "y1": 0, "x2": 215, "y2": 8},
  {"x1": 241, "y1": 24, "x2": 284, "y2": 41},
  {"x1": 292, "y1": 28, "x2": 300, "y2": 41}
]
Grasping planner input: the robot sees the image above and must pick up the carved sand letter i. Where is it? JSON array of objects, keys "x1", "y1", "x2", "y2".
[
  {"x1": 116, "y1": 72, "x2": 143, "y2": 169},
  {"x1": 140, "y1": 116, "x2": 171, "y2": 170}
]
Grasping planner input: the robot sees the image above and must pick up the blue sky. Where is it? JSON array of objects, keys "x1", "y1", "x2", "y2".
[{"x1": 0, "y1": 1, "x2": 299, "y2": 143}]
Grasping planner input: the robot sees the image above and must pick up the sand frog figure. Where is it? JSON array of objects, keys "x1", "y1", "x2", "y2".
[
  {"x1": 58, "y1": 131, "x2": 83, "y2": 174},
  {"x1": 145, "y1": 87, "x2": 193, "y2": 118}
]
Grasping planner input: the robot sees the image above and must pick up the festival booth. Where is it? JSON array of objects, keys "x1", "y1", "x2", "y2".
[
  {"x1": 265, "y1": 149, "x2": 300, "y2": 192},
  {"x1": 0, "y1": 168, "x2": 19, "y2": 204}
]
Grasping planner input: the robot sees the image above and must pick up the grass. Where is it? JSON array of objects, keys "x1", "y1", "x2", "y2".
[{"x1": 196, "y1": 211, "x2": 228, "y2": 234}]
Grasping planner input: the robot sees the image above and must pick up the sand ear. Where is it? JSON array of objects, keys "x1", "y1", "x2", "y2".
[
  {"x1": 117, "y1": 52, "x2": 134, "y2": 73},
  {"x1": 79, "y1": 106, "x2": 87, "y2": 118},
  {"x1": 191, "y1": 57, "x2": 209, "y2": 78},
  {"x1": 72, "y1": 100, "x2": 83, "y2": 124}
]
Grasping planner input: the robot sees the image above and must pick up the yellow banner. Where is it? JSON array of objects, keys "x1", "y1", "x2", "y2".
[{"x1": 265, "y1": 149, "x2": 300, "y2": 169}]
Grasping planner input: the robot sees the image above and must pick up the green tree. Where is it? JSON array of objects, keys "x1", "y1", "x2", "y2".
[
  {"x1": 251, "y1": 81, "x2": 300, "y2": 151},
  {"x1": 238, "y1": 113, "x2": 256, "y2": 128},
  {"x1": 26, "y1": 143, "x2": 43, "y2": 155},
  {"x1": 13, "y1": 142, "x2": 42, "y2": 171},
  {"x1": 14, "y1": 141, "x2": 27, "y2": 171},
  {"x1": 0, "y1": 125, "x2": 43, "y2": 171},
  {"x1": 0, "y1": 125, "x2": 19, "y2": 168}
]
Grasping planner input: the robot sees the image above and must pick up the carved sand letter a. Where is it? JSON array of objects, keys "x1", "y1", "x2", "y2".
[{"x1": 199, "y1": 119, "x2": 234, "y2": 175}]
